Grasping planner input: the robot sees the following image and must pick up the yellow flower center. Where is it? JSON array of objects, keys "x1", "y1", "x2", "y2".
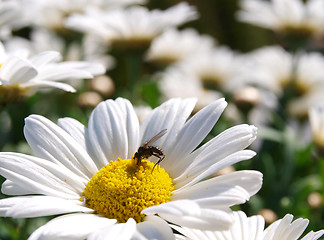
[
  {"x1": 83, "y1": 157, "x2": 174, "y2": 223},
  {"x1": 0, "y1": 84, "x2": 29, "y2": 104}
]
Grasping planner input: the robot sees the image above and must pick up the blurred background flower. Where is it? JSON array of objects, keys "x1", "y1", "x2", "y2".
[{"x1": 237, "y1": 0, "x2": 324, "y2": 41}]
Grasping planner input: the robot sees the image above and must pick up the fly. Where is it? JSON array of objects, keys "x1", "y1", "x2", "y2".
[{"x1": 134, "y1": 129, "x2": 167, "y2": 171}]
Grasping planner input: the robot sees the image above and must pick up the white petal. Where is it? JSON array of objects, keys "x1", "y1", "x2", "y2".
[
  {"x1": 23, "y1": 80, "x2": 76, "y2": 93},
  {"x1": 0, "y1": 196, "x2": 93, "y2": 218},
  {"x1": 275, "y1": 215, "x2": 308, "y2": 239},
  {"x1": 174, "y1": 125, "x2": 257, "y2": 187},
  {"x1": 65, "y1": 13, "x2": 113, "y2": 40},
  {"x1": 1, "y1": 180, "x2": 32, "y2": 195},
  {"x1": 133, "y1": 215, "x2": 174, "y2": 240},
  {"x1": 58, "y1": 61, "x2": 106, "y2": 75},
  {"x1": 302, "y1": 230, "x2": 324, "y2": 240},
  {"x1": 175, "y1": 150, "x2": 256, "y2": 189},
  {"x1": 86, "y1": 98, "x2": 139, "y2": 169},
  {"x1": 263, "y1": 217, "x2": 283, "y2": 240},
  {"x1": 0, "y1": 152, "x2": 84, "y2": 198},
  {"x1": 28, "y1": 213, "x2": 116, "y2": 240},
  {"x1": 263, "y1": 214, "x2": 309, "y2": 240},
  {"x1": 57, "y1": 117, "x2": 87, "y2": 152},
  {"x1": 115, "y1": 98, "x2": 140, "y2": 159},
  {"x1": 164, "y1": 207, "x2": 233, "y2": 231},
  {"x1": 189, "y1": 125, "x2": 257, "y2": 169},
  {"x1": 171, "y1": 225, "x2": 211, "y2": 240},
  {"x1": 140, "y1": 98, "x2": 196, "y2": 151},
  {"x1": 172, "y1": 170, "x2": 262, "y2": 207},
  {"x1": 28, "y1": 51, "x2": 61, "y2": 68},
  {"x1": 0, "y1": 56, "x2": 37, "y2": 84},
  {"x1": 163, "y1": 98, "x2": 227, "y2": 178},
  {"x1": 228, "y1": 211, "x2": 264, "y2": 240},
  {"x1": 24, "y1": 114, "x2": 97, "y2": 179},
  {"x1": 35, "y1": 64, "x2": 93, "y2": 81},
  {"x1": 162, "y1": 2, "x2": 198, "y2": 25},
  {"x1": 142, "y1": 200, "x2": 233, "y2": 231},
  {"x1": 88, "y1": 218, "x2": 136, "y2": 240},
  {"x1": 285, "y1": 218, "x2": 310, "y2": 239},
  {"x1": 173, "y1": 211, "x2": 265, "y2": 240}
]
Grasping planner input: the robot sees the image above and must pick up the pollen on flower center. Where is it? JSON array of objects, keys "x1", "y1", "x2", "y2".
[{"x1": 83, "y1": 157, "x2": 174, "y2": 223}]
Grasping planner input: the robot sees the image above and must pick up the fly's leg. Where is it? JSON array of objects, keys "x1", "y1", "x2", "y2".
[{"x1": 152, "y1": 154, "x2": 165, "y2": 172}]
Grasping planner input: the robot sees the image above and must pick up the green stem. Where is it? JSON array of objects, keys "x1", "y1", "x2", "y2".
[
  {"x1": 125, "y1": 52, "x2": 142, "y2": 104},
  {"x1": 18, "y1": 219, "x2": 31, "y2": 240}
]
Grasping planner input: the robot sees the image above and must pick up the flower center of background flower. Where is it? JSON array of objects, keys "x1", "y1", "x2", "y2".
[
  {"x1": 0, "y1": 84, "x2": 29, "y2": 105},
  {"x1": 84, "y1": 158, "x2": 174, "y2": 223}
]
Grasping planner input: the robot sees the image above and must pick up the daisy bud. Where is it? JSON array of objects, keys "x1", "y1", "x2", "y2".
[
  {"x1": 77, "y1": 91, "x2": 103, "y2": 108},
  {"x1": 232, "y1": 86, "x2": 261, "y2": 113},
  {"x1": 257, "y1": 208, "x2": 277, "y2": 225},
  {"x1": 307, "y1": 192, "x2": 322, "y2": 209},
  {"x1": 89, "y1": 75, "x2": 115, "y2": 97}
]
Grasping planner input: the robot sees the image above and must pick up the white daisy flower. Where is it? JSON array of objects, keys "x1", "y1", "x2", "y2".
[
  {"x1": 65, "y1": 2, "x2": 198, "y2": 48},
  {"x1": 177, "y1": 47, "x2": 246, "y2": 93},
  {"x1": 158, "y1": 46, "x2": 246, "y2": 110},
  {"x1": 287, "y1": 87, "x2": 324, "y2": 117},
  {"x1": 237, "y1": 0, "x2": 324, "y2": 36},
  {"x1": 158, "y1": 66, "x2": 222, "y2": 111},
  {"x1": 19, "y1": 0, "x2": 147, "y2": 34},
  {"x1": 0, "y1": 98, "x2": 262, "y2": 239},
  {"x1": 5, "y1": 29, "x2": 115, "y2": 69},
  {"x1": 231, "y1": 87, "x2": 278, "y2": 127},
  {"x1": 145, "y1": 28, "x2": 215, "y2": 64},
  {"x1": 157, "y1": 47, "x2": 278, "y2": 135},
  {"x1": 241, "y1": 46, "x2": 294, "y2": 95},
  {"x1": 243, "y1": 46, "x2": 324, "y2": 116},
  {"x1": 293, "y1": 51, "x2": 324, "y2": 94},
  {"x1": 0, "y1": 41, "x2": 105, "y2": 103},
  {"x1": 172, "y1": 211, "x2": 324, "y2": 240},
  {"x1": 287, "y1": 52, "x2": 324, "y2": 117}
]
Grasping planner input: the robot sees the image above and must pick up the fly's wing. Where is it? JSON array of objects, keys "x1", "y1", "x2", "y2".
[{"x1": 143, "y1": 129, "x2": 167, "y2": 147}]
